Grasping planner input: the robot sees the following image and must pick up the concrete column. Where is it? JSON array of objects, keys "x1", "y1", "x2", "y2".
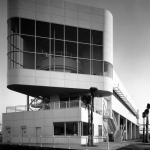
[
  {"x1": 117, "y1": 114, "x2": 120, "y2": 127},
  {"x1": 134, "y1": 124, "x2": 136, "y2": 139},
  {"x1": 129, "y1": 122, "x2": 132, "y2": 140},
  {"x1": 78, "y1": 122, "x2": 81, "y2": 136},
  {"x1": 124, "y1": 118, "x2": 127, "y2": 140}
]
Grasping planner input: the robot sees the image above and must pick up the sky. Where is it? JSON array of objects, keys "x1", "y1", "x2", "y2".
[{"x1": 1, "y1": 0, "x2": 150, "y2": 127}]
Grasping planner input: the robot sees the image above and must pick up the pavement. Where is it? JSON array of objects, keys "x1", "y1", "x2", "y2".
[{"x1": 0, "y1": 139, "x2": 145, "y2": 150}]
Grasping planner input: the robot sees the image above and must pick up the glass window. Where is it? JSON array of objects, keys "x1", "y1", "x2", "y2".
[
  {"x1": 66, "y1": 122, "x2": 78, "y2": 135},
  {"x1": 8, "y1": 51, "x2": 20, "y2": 69},
  {"x1": 20, "y1": 35, "x2": 35, "y2": 52},
  {"x1": 21, "y1": 18, "x2": 35, "y2": 35},
  {"x1": 10, "y1": 18, "x2": 19, "y2": 34},
  {"x1": 65, "y1": 42, "x2": 77, "y2": 58},
  {"x1": 51, "y1": 23, "x2": 64, "y2": 40},
  {"x1": 78, "y1": 43, "x2": 90, "y2": 59},
  {"x1": 65, "y1": 26, "x2": 77, "y2": 42},
  {"x1": 36, "y1": 21, "x2": 49, "y2": 38},
  {"x1": 20, "y1": 52, "x2": 35, "y2": 69},
  {"x1": 36, "y1": 37, "x2": 50, "y2": 54},
  {"x1": 59, "y1": 94, "x2": 69, "y2": 101},
  {"x1": 51, "y1": 40, "x2": 64, "y2": 56},
  {"x1": 65, "y1": 57, "x2": 77, "y2": 73},
  {"x1": 55, "y1": 56, "x2": 64, "y2": 72},
  {"x1": 91, "y1": 30, "x2": 103, "y2": 45},
  {"x1": 104, "y1": 62, "x2": 113, "y2": 78},
  {"x1": 78, "y1": 28, "x2": 90, "y2": 43},
  {"x1": 54, "y1": 122, "x2": 64, "y2": 135},
  {"x1": 92, "y1": 61, "x2": 103, "y2": 76},
  {"x1": 82, "y1": 122, "x2": 88, "y2": 136},
  {"x1": 98, "y1": 125, "x2": 102, "y2": 136},
  {"x1": 36, "y1": 53, "x2": 50, "y2": 70},
  {"x1": 9, "y1": 34, "x2": 20, "y2": 52},
  {"x1": 92, "y1": 45, "x2": 103, "y2": 60},
  {"x1": 78, "y1": 59, "x2": 90, "y2": 75}
]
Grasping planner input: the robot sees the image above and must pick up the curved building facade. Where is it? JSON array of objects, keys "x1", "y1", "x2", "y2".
[
  {"x1": 2, "y1": 0, "x2": 139, "y2": 146},
  {"x1": 7, "y1": 0, "x2": 113, "y2": 98}
]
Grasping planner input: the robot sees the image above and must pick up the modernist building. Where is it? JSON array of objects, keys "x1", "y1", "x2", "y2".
[{"x1": 3, "y1": 0, "x2": 139, "y2": 145}]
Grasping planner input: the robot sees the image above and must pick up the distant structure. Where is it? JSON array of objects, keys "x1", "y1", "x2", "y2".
[{"x1": 3, "y1": 0, "x2": 139, "y2": 145}]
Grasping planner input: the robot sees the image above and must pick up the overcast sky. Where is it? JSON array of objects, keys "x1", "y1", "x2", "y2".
[{"x1": 1, "y1": 0, "x2": 150, "y2": 126}]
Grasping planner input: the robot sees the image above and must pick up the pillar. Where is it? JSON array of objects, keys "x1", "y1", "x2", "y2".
[
  {"x1": 27, "y1": 95, "x2": 29, "y2": 111},
  {"x1": 129, "y1": 122, "x2": 132, "y2": 140},
  {"x1": 117, "y1": 114, "x2": 120, "y2": 127},
  {"x1": 124, "y1": 118, "x2": 127, "y2": 140},
  {"x1": 134, "y1": 124, "x2": 136, "y2": 139}
]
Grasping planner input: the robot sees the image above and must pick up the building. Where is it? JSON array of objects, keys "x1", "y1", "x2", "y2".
[{"x1": 2, "y1": 0, "x2": 139, "y2": 145}]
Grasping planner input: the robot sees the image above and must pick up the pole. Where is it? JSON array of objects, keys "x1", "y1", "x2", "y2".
[
  {"x1": 91, "y1": 96, "x2": 94, "y2": 146},
  {"x1": 27, "y1": 95, "x2": 29, "y2": 111}
]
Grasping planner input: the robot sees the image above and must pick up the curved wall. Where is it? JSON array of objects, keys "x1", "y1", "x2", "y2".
[{"x1": 7, "y1": 0, "x2": 113, "y2": 97}]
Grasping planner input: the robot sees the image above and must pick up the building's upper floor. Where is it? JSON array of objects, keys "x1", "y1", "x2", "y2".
[{"x1": 7, "y1": 0, "x2": 113, "y2": 97}]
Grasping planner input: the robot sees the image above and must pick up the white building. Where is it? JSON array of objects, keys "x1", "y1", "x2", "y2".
[{"x1": 2, "y1": 0, "x2": 139, "y2": 145}]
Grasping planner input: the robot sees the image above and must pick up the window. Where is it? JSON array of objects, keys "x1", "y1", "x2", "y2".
[
  {"x1": 78, "y1": 44, "x2": 90, "y2": 59},
  {"x1": 36, "y1": 37, "x2": 49, "y2": 54},
  {"x1": 54, "y1": 122, "x2": 64, "y2": 135},
  {"x1": 92, "y1": 61, "x2": 103, "y2": 76},
  {"x1": 36, "y1": 21, "x2": 49, "y2": 38},
  {"x1": 10, "y1": 18, "x2": 19, "y2": 34},
  {"x1": 20, "y1": 35, "x2": 35, "y2": 52},
  {"x1": 78, "y1": 59, "x2": 90, "y2": 74},
  {"x1": 51, "y1": 23, "x2": 64, "y2": 40},
  {"x1": 91, "y1": 30, "x2": 103, "y2": 45},
  {"x1": 66, "y1": 122, "x2": 78, "y2": 135},
  {"x1": 65, "y1": 42, "x2": 77, "y2": 58},
  {"x1": 92, "y1": 45, "x2": 103, "y2": 60},
  {"x1": 98, "y1": 125, "x2": 102, "y2": 136},
  {"x1": 78, "y1": 28, "x2": 90, "y2": 43},
  {"x1": 21, "y1": 18, "x2": 35, "y2": 35},
  {"x1": 65, "y1": 26, "x2": 77, "y2": 42}
]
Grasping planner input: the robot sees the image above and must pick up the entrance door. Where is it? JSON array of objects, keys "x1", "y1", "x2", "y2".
[
  {"x1": 6, "y1": 128, "x2": 11, "y2": 143},
  {"x1": 21, "y1": 128, "x2": 27, "y2": 143},
  {"x1": 36, "y1": 127, "x2": 41, "y2": 144}
]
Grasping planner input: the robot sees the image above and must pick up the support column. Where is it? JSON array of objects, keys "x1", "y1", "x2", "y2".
[
  {"x1": 124, "y1": 118, "x2": 127, "y2": 140},
  {"x1": 134, "y1": 124, "x2": 136, "y2": 139},
  {"x1": 27, "y1": 95, "x2": 29, "y2": 111},
  {"x1": 117, "y1": 114, "x2": 120, "y2": 127},
  {"x1": 129, "y1": 122, "x2": 132, "y2": 140}
]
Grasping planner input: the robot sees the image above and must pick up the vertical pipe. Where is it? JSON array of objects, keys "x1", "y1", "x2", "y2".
[{"x1": 27, "y1": 95, "x2": 29, "y2": 111}]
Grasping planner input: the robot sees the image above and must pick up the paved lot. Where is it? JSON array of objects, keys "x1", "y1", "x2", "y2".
[
  {"x1": 118, "y1": 142, "x2": 150, "y2": 150},
  {"x1": 0, "y1": 139, "x2": 142, "y2": 150}
]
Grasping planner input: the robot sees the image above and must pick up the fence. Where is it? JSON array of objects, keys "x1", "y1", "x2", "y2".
[{"x1": 2, "y1": 135, "x2": 110, "y2": 150}]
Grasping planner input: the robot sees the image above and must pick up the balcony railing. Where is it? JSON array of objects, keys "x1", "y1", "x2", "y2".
[{"x1": 6, "y1": 100, "x2": 102, "y2": 116}]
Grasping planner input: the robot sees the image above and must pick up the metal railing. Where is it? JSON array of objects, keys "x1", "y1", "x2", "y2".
[
  {"x1": 6, "y1": 100, "x2": 102, "y2": 116},
  {"x1": 2, "y1": 135, "x2": 109, "y2": 150}
]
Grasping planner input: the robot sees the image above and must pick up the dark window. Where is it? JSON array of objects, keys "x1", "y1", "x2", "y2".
[
  {"x1": 78, "y1": 59, "x2": 90, "y2": 74},
  {"x1": 21, "y1": 18, "x2": 35, "y2": 35},
  {"x1": 65, "y1": 26, "x2": 77, "y2": 42},
  {"x1": 36, "y1": 53, "x2": 50, "y2": 70},
  {"x1": 78, "y1": 43, "x2": 90, "y2": 59},
  {"x1": 92, "y1": 45, "x2": 103, "y2": 60},
  {"x1": 54, "y1": 122, "x2": 64, "y2": 135},
  {"x1": 51, "y1": 23, "x2": 64, "y2": 40},
  {"x1": 98, "y1": 125, "x2": 102, "y2": 136},
  {"x1": 10, "y1": 18, "x2": 19, "y2": 34},
  {"x1": 65, "y1": 42, "x2": 77, "y2": 58},
  {"x1": 78, "y1": 28, "x2": 90, "y2": 43},
  {"x1": 36, "y1": 37, "x2": 49, "y2": 54},
  {"x1": 21, "y1": 52, "x2": 35, "y2": 69},
  {"x1": 82, "y1": 122, "x2": 88, "y2": 136},
  {"x1": 66, "y1": 122, "x2": 78, "y2": 135},
  {"x1": 91, "y1": 30, "x2": 103, "y2": 45},
  {"x1": 92, "y1": 61, "x2": 103, "y2": 76},
  {"x1": 59, "y1": 94, "x2": 69, "y2": 102},
  {"x1": 36, "y1": 21, "x2": 49, "y2": 38},
  {"x1": 51, "y1": 40, "x2": 64, "y2": 55},
  {"x1": 20, "y1": 35, "x2": 35, "y2": 52}
]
